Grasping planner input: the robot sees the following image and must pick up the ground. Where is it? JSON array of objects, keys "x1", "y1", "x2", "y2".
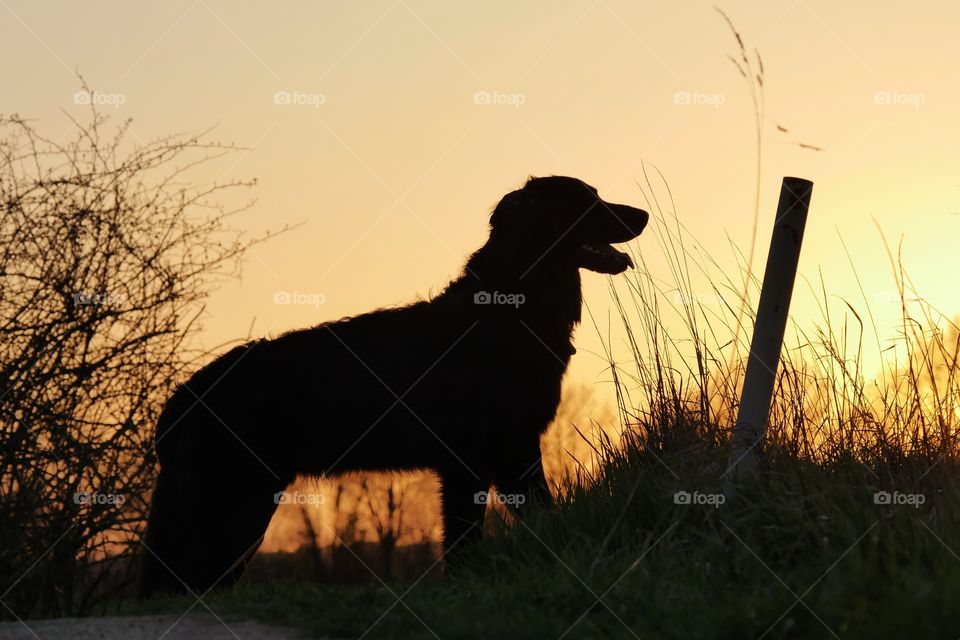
[
  {"x1": 10, "y1": 432, "x2": 960, "y2": 639},
  {"x1": 0, "y1": 614, "x2": 307, "y2": 640}
]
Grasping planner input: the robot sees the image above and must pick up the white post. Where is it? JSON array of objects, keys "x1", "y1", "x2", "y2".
[{"x1": 726, "y1": 177, "x2": 813, "y2": 484}]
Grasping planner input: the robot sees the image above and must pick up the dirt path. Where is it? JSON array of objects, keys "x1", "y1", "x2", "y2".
[{"x1": 0, "y1": 613, "x2": 316, "y2": 639}]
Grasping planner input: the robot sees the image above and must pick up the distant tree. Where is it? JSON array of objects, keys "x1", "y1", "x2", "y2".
[
  {"x1": 298, "y1": 503, "x2": 326, "y2": 581},
  {"x1": 360, "y1": 474, "x2": 434, "y2": 580},
  {"x1": 0, "y1": 94, "x2": 268, "y2": 617},
  {"x1": 331, "y1": 481, "x2": 361, "y2": 548}
]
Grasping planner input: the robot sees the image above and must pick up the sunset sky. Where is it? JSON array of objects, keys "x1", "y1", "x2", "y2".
[{"x1": 4, "y1": 0, "x2": 958, "y2": 388}]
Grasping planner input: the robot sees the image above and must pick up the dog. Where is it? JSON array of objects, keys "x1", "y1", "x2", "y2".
[{"x1": 139, "y1": 176, "x2": 648, "y2": 596}]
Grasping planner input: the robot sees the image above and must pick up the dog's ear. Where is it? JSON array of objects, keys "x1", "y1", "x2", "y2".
[{"x1": 490, "y1": 187, "x2": 529, "y2": 229}]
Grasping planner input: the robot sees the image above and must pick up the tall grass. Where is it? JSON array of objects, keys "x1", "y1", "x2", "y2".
[
  {"x1": 580, "y1": 8, "x2": 957, "y2": 485},
  {"x1": 588, "y1": 164, "x2": 959, "y2": 494}
]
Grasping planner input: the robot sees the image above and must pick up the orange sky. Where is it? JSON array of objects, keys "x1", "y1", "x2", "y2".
[{"x1": 3, "y1": 0, "x2": 958, "y2": 387}]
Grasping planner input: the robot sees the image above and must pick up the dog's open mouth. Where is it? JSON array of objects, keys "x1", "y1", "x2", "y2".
[{"x1": 578, "y1": 243, "x2": 634, "y2": 274}]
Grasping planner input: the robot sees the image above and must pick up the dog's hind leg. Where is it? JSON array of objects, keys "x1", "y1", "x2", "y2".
[
  {"x1": 140, "y1": 467, "x2": 189, "y2": 597},
  {"x1": 141, "y1": 430, "x2": 290, "y2": 596},
  {"x1": 178, "y1": 449, "x2": 289, "y2": 593}
]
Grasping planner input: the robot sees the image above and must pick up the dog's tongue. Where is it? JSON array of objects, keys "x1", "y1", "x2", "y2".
[{"x1": 578, "y1": 243, "x2": 634, "y2": 274}]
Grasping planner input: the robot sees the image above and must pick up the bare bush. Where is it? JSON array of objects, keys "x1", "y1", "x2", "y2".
[{"x1": 0, "y1": 99, "x2": 266, "y2": 617}]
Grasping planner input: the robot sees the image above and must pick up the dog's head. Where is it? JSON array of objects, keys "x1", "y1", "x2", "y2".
[{"x1": 489, "y1": 176, "x2": 648, "y2": 275}]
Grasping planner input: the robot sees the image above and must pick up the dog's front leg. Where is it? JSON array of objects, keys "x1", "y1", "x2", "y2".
[
  {"x1": 438, "y1": 472, "x2": 487, "y2": 555},
  {"x1": 492, "y1": 437, "x2": 551, "y2": 520},
  {"x1": 498, "y1": 463, "x2": 549, "y2": 505}
]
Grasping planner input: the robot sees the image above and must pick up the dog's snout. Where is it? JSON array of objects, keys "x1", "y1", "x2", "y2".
[{"x1": 608, "y1": 203, "x2": 649, "y2": 241}]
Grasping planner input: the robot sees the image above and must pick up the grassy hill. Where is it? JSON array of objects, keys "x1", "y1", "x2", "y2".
[{"x1": 137, "y1": 424, "x2": 960, "y2": 639}]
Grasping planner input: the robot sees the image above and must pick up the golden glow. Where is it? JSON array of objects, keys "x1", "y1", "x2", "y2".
[
  {"x1": 5, "y1": 0, "x2": 958, "y2": 384},
  {"x1": 6, "y1": 1, "x2": 959, "y2": 549}
]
